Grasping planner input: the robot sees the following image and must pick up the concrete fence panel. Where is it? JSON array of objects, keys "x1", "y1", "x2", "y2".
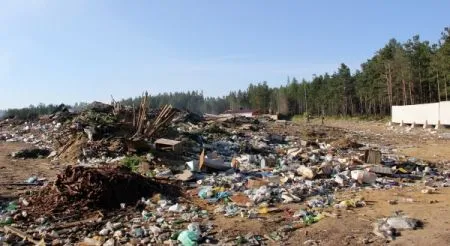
[
  {"x1": 392, "y1": 102, "x2": 449, "y2": 125},
  {"x1": 440, "y1": 101, "x2": 450, "y2": 125}
]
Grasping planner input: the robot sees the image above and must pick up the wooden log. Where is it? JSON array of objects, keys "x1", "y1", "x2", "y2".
[
  {"x1": 49, "y1": 211, "x2": 103, "y2": 230},
  {"x1": 3, "y1": 226, "x2": 45, "y2": 245},
  {"x1": 198, "y1": 149, "x2": 205, "y2": 170}
]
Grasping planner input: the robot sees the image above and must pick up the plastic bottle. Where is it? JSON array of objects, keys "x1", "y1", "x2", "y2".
[
  {"x1": 6, "y1": 201, "x2": 18, "y2": 212},
  {"x1": 177, "y1": 230, "x2": 198, "y2": 246},
  {"x1": 0, "y1": 215, "x2": 13, "y2": 225}
]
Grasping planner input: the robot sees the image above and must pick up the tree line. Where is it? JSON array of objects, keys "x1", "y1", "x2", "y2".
[
  {"x1": 122, "y1": 27, "x2": 450, "y2": 116},
  {"x1": 1, "y1": 104, "x2": 66, "y2": 121},
  {"x1": 3, "y1": 27, "x2": 449, "y2": 120}
]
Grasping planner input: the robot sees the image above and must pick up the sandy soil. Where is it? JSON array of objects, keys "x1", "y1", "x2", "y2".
[
  {"x1": 286, "y1": 187, "x2": 450, "y2": 246},
  {"x1": 322, "y1": 119, "x2": 450, "y2": 162},
  {"x1": 0, "y1": 142, "x2": 61, "y2": 200},
  {"x1": 207, "y1": 186, "x2": 450, "y2": 246},
  {"x1": 266, "y1": 118, "x2": 450, "y2": 163}
]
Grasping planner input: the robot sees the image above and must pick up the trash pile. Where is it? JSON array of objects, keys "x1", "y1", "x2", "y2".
[
  {"x1": 0, "y1": 95, "x2": 196, "y2": 164},
  {"x1": 1, "y1": 95, "x2": 449, "y2": 245}
]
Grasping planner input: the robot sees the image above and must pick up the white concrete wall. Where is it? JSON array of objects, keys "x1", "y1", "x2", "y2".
[
  {"x1": 440, "y1": 101, "x2": 450, "y2": 125},
  {"x1": 392, "y1": 101, "x2": 450, "y2": 125}
]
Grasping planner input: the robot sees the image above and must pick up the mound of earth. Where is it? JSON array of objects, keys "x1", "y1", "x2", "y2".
[{"x1": 26, "y1": 165, "x2": 181, "y2": 217}]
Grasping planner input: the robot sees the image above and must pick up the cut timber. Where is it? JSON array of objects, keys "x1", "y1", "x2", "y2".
[
  {"x1": 154, "y1": 138, "x2": 182, "y2": 152},
  {"x1": 199, "y1": 149, "x2": 205, "y2": 170},
  {"x1": 50, "y1": 211, "x2": 103, "y2": 230},
  {"x1": 3, "y1": 226, "x2": 45, "y2": 245},
  {"x1": 145, "y1": 105, "x2": 177, "y2": 137},
  {"x1": 365, "y1": 149, "x2": 382, "y2": 164},
  {"x1": 134, "y1": 91, "x2": 149, "y2": 137}
]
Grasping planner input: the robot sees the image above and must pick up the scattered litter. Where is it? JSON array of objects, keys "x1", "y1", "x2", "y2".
[
  {"x1": 351, "y1": 170, "x2": 377, "y2": 184},
  {"x1": 421, "y1": 188, "x2": 437, "y2": 194},
  {"x1": 373, "y1": 213, "x2": 422, "y2": 240},
  {"x1": 0, "y1": 96, "x2": 447, "y2": 245}
]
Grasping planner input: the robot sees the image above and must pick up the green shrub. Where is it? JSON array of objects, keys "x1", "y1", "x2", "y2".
[{"x1": 121, "y1": 155, "x2": 142, "y2": 172}]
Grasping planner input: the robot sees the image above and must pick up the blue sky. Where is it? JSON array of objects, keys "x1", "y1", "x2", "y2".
[{"x1": 1, "y1": 0, "x2": 449, "y2": 108}]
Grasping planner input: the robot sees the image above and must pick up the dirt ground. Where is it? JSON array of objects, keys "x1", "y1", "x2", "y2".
[
  {"x1": 1, "y1": 120, "x2": 449, "y2": 245},
  {"x1": 288, "y1": 187, "x2": 450, "y2": 246},
  {"x1": 0, "y1": 142, "x2": 61, "y2": 200},
  {"x1": 268, "y1": 118, "x2": 450, "y2": 163},
  {"x1": 322, "y1": 119, "x2": 450, "y2": 162},
  {"x1": 210, "y1": 187, "x2": 450, "y2": 246}
]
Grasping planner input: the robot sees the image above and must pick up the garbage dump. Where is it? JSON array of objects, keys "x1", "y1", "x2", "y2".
[{"x1": 0, "y1": 94, "x2": 449, "y2": 245}]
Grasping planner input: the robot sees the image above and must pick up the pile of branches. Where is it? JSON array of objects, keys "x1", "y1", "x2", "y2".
[
  {"x1": 132, "y1": 92, "x2": 178, "y2": 138},
  {"x1": 53, "y1": 92, "x2": 181, "y2": 160},
  {"x1": 26, "y1": 165, "x2": 181, "y2": 217}
]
